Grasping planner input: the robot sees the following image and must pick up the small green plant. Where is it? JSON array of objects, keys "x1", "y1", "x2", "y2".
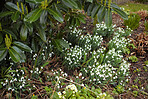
[
  {"x1": 113, "y1": 85, "x2": 125, "y2": 95},
  {"x1": 144, "y1": 20, "x2": 148, "y2": 31},
  {"x1": 133, "y1": 91, "x2": 138, "y2": 97},
  {"x1": 144, "y1": 60, "x2": 148, "y2": 65},
  {"x1": 129, "y1": 56, "x2": 138, "y2": 62},
  {"x1": 143, "y1": 66, "x2": 147, "y2": 72},
  {"x1": 124, "y1": 13, "x2": 141, "y2": 30},
  {"x1": 31, "y1": 94, "x2": 38, "y2": 99}
]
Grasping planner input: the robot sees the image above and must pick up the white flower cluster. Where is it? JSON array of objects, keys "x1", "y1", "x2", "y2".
[
  {"x1": 65, "y1": 45, "x2": 86, "y2": 69},
  {"x1": 109, "y1": 33, "x2": 128, "y2": 51},
  {"x1": 95, "y1": 22, "x2": 115, "y2": 36},
  {"x1": 79, "y1": 33, "x2": 103, "y2": 51},
  {"x1": 105, "y1": 48, "x2": 123, "y2": 66},
  {"x1": 57, "y1": 84, "x2": 78, "y2": 98},
  {"x1": 1, "y1": 69, "x2": 29, "y2": 91},
  {"x1": 66, "y1": 84, "x2": 78, "y2": 93}
]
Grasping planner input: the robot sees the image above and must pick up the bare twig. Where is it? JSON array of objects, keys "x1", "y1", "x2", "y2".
[{"x1": 50, "y1": 78, "x2": 59, "y2": 99}]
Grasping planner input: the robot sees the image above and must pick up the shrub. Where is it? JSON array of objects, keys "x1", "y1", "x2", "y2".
[{"x1": 124, "y1": 13, "x2": 141, "y2": 30}]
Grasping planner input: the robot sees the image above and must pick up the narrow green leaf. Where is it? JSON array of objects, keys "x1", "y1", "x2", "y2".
[
  {"x1": 57, "y1": 39, "x2": 70, "y2": 49},
  {"x1": 52, "y1": 39, "x2": 62, "y2": 52},
  {"x1": 25, "y1": 0, "x2": 37, "y2": 4},
  {"x1": 40, "y1": 10, "x2": 47, "y2": 25},
  {"x1": 47, "y1": 8, "x2": 63, "y2": 23},
  {"x1": 62, "y1": 0, "x2": 78, "y2": 9},
  {"x1": 11, "y1": 46, "x2": 26, "y2": 62},
  {"x1": 36, "y1": 25, "x2": 46, "y2": 42},
  {"x1": 91, "y1": 4, "x2": 100, "y2": 18},
  {"x1": 97, "y1": 6, "x2": 106, "y2": 23},
  {"x1": 0, "y1": 33, "x2": 3, "y2": 44},
  {"x1": 9, "y1": 47, "x2": 20, "y2": 63},
  {"x1": 24, "y1": 22, "x2": 33, "y2": 35},
  {"x1": 6, "y1": 2, "x2": 19, "y2": 11},
  {"x1": 113, "y1": 8, "x2": 128, "y2": 20},
  {"x1": 13, "y1": 41, "x2": 32, "y2": 52},
  {"x1": 105, "y1": 8, "x2": 112, "y2": 27},
  {"x1": 0, "y1": 11, "x2": 13, "y2": 18},
  {"x1": 24, "y1": 8, "x2": 43, "y2": 23},
  {"x1": 87, "y1": 4, "x2": 94, "y2": 16},
  {"x1": 0, "y1": 49, "x2": 8, "y2": 61},
  {"x1": 87, "y1": 0, "x2": 93, "y2": 3},
  {"x1": 77, "y1": 14, "x2": 86, "y2": 23},
  {"x1": 20, "y1": 25, "x2": 28, "y2": 41},
  {"x1": 11, "y1": 11, "x2": 20, "y2": 22},
  {"x1": 2, "y1": 29, "x2": 17, "y2": 40}
]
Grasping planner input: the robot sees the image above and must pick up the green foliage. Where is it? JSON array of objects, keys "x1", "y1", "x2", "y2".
[
  {"x1": 55, "y1": 84, "x2": 113, "y2": 99},
  {"x1": 129, "y1": 56, "x2": 138, "y2": 62},
  {"x1": 144, "y1": 20, "x2": 148, "y2": 31},
  {"x1": 113, "y1": 85, "x2": 124, "y2": 94},
  {"x1": 124, "y1": 13, "x2": 141, "y2": 30}
]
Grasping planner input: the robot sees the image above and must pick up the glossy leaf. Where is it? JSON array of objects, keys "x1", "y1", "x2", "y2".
[
  {"x1": 91, "y1": 4, "x2": 100, "y2": 18},
  {"x1": 11, "y1": 46, "x2": 26, "y2": 62},
  {"x1": 6, "y1": 2, "x2": 19, "y2": 11},
  {"x1": 97, "y1": 6, "x2": 106, "y2": 23},
  {"x1": 62, "y1": 0, "x2": 78, "y2": 9},
  {"x1": 2, "y1": 29, "x2": 17, "y2": 40},
  {"x1": 47, "y1": 8, "x2": 63, "y2": 23},
  {"x1": 40, "y1": 10, "x2": 47, "y2": 25},
  {"x1": 77, "y1": 14, "x2": 86, "y2": 23},
  {"x1": 87, "y1": 4, "x2": 94, "y2": 16},
  {"x1": 13, "y1": 41, "x2": 32, "y2": 52},
  {"x1": 11, "y1": 11, "x2": 20, "y2": 22},
  {"x1": 87, "y1": 0, "x2": 93, "y2": 3},
  {"x1": 9, "y1": 47, "x2": 20, "y2": 63},
  {"x1": 25, "y1": 0, "x2": 37, "y2": 4},
  {"x1": 24, "y1": 22, "x2": 33, "y2": 35},
  {"x1": 105, "y1": 8, "x2": 112, "y2": 27},
  {"x1": 57, "y1": 39, "x2": 70, "y2": 49},
  {"x1": 0, "y1": 11, "x2": 13, "y2": 18},
  {"x1": 113, "y1": 8, "x2": 128, "y2": 20},
  {"x1": 20, "y1": 25, "x2": 28, "y2": 41},
  {"x1": 0, "y1": 49, "x2": 8, "y2": 61},
  {"x1": 36, "y1": 25, "x2": 46, "y2": 42},
  {"x1": 24, "y1": 8, "x2": 43, "y2": 23},
  {"x1": 0, "y1": 33, "x2": 3, "y2": 44}
]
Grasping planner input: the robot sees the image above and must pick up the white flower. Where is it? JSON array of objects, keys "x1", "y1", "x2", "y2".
[
  {"x1": 30, "y1": 70, "x2": 33, "y2": 73},
  {"x1": 20, "y1": 86, "x2": 22, "y2": 89}
]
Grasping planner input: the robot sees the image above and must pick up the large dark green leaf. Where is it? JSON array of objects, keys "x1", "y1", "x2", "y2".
[
  {"x1": 24, "y1": 8, "x2": 43, "y2": 23},
  {"x1": 2, "y1": 29, "x2": 17, "y2": 40},
  {"x1": 11, "y1": 46, "x2": 26, "y2": 62},
  {"x1": 36, "y1": 25, "x2": 46, "y2": 42},
  {"x1": 47, "y1": 8, "x2": 63, "y2": 23},
  {"x1": 40, "y1": 10, "x2": 47, "y2": 25},
  {"x1": 11, "y1": 11, "x2": 20, "y2": 22},
  {"x1": 113, "y1": 8, "x2": 128, "y2": 20},
  {"x1": 77, "y1": 14, "x2": 86, "y2": 23},
  {"x1": 13, "y1": 41, "x2": 32, "y2": 52},
  {"x1": 9, "y1": 47, "x2": 20, "y2": 63},
  {"x1": 24, "y1": 22, "x2": 33, "y2": 35},
  {"x1": 0, "y1": 11, "x2": 13, "y2": 18},
  {"x1": 25, "y1": 0, "x2": 37, "y2": 4},
  {"x1": 91, "y1": 4, "x2": 101, "y2": 18},
  {"x1": 97, "y1": 6, "x2": 106, "y2": 23},
  {"x1": 0, "y1": 33, "x2": 3, "y2": 44},
  {"x1": 105, "y1": 8, "x2": 112, "y2": 27},
  {"x1": 6, "y1": 2, "x2": 19, "y2": 11},
  {"x1": 0, "y1": 49, "x2": 8, "y2": 61},
  {"x1": 62, "y1": 0, "x2": 78, "y2": 9},
  {"x1": 57, "y1": 39, "x2": 70, "y2": 49},
  {"x1": 87, "y1": 3, "x2": 94, "y2": 16},
  {"x1": 20, "y1": 25, "x2": 28, "y2": 41}
]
